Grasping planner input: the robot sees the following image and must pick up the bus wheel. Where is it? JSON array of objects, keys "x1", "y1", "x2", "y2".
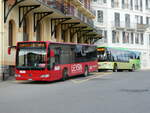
[
  {"x1": 130, "y1": 64, "x2": 135, "y2": 72},
  {"x1": 62, "y1": 69, "x2": 68, "y2": 81},
  {"x1": 83, "y1": 66, "x2": 89, "y2": 77},
  {"x1": 113, "y1": 64, "x2": 118, "y2": 72}
]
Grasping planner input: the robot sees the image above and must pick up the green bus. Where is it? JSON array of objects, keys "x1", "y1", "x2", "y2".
[{"x1": 97, "y1": 47, "x2": 141, "y2": 72}]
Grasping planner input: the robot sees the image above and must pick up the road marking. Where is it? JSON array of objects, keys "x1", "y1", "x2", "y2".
[{"x1": 71, "y1": 72, "x2": 112, "y2": 84}]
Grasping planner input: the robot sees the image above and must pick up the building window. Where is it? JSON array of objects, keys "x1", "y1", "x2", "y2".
[
  {"x1": 135, "y1": 33, "x2": 139, "y2": 44},
  {"x1": 125, "y1": 14, "x2": 130, "y2": 28},
  {"x1": 97, "y1": 10, "x2": 103, "y2": 23},
  {"x1": 126, "y1": 32, "x2": 129, "y2": 44},
  {"x1": 111, "y1": 0, "x2": 119, "y2": 8},
  {"x1": 135, "y1": 15, "x2": 143, "y2": 24},
  {"x1": 140, "y1": 0, "x2": 143, "y2": 11},
  {"x1": 131, "y1": 32, "x2": 134, "y2": 44},
  {"x1": 134, "y1": 0, "x2": 143, "y2": 11},
  {"x1": 122, "y1": 32, "x2": 129, "y2": 44},
  {"x1": 103, "y1": 0, "x2": 107, "y2": 3},
  {"x1": 130, "y1": 0, "x2": 133, "y2": 10},
  {"x1": 112, "y1": 30, "x2": 119, "y2": 43},
  {"x1": 146, "y1": 0, "x2": 150, "y2": 9},
  {"x1": 122, "y1": 32, "x2": 125, "y2": 43},
  {"x1": 122, "y1": 0, "x2": 125, "y2": 9},
  {"x1": 149, "y1": 34, "x2": 150, "y2": 45},
  {"x1": 140, "y1": 16, "x2": 143, "y2": 24},
  {"x1": 146, "y1": 17, "x2": 150, "y2": 25},
  {"x1": 104, "y1": 30, "x2": 107, "y2": 43},
  {"x1": 115, "y1": 12, "x2": 120, "y2": 27},
  {"x1": 111, "y1": 0, "x2": 114, "y2": 7},
  {"x1": 140, "y1": 33, "x2": 144, "y2": 45},
  {"x1": 135, "y1": 0, "x2": 139, "y2": 10}
]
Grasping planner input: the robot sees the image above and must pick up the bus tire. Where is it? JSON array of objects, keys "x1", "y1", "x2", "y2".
[
  {"x1": 62, "y1": 68, "x2": 68, "y2": 81},
  {"x1": 83, "y1": 66, "x2": 89, "y2": 77},
  {"x1": 113, "y1": 64, "x2": 118, "y2": 72},
  {"x1": 129, "y1": 64, "x2": 135, "y2": 72}
]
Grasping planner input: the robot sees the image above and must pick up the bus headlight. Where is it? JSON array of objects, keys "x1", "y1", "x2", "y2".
[
  {"x1": 15, "y1": 74, "x2": 21, "y2": 77},
  {"x1": 41, "y1": 74, "x2": 50, "y2": 78}
]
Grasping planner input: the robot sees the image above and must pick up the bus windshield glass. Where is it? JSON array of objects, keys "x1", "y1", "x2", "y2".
[
  {"x1": 16, "y1": 42, "x2": 46, "y2": 70},
  {"x1": 97, "y1": 48, "x2": 108, "y2": 61}
]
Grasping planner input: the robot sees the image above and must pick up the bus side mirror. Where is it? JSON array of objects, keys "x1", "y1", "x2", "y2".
[
  {"x1": 50, "y1": 50, "x2": 55, "y2": 57},
  {"x1": 8, "y1": 46, "x2": 16, "y2": 55}
]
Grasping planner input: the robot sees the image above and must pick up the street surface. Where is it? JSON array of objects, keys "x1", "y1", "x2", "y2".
[{"x1": 0, "y1": 70, "x2": 150, "y2": 113}]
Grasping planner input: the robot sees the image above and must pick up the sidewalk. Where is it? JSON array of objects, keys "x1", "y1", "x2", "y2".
[{"x1": 0, "y1": 74, "x2": 15, "y2": 83}]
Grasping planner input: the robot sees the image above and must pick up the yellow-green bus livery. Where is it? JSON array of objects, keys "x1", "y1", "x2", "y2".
[{"x1": 97, "y1": 47, "x2": 141, "y2": 72}]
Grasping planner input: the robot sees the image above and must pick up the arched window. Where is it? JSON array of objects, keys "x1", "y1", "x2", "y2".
[{"x1": 8, "y1": 20, "x2": 14, "y2": 46}]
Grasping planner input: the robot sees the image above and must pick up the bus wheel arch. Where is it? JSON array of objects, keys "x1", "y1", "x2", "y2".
[
  {"x1": 113, "y1": 63, "x2": 118, "y2": 72},
  {"x1": 62, "y1": 68, "x2": 68, "y2": 81}
]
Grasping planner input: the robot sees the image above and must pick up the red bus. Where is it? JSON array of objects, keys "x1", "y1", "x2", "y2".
[{"x1": 10, "y1": 41, "x2": 98, "y2": 81}]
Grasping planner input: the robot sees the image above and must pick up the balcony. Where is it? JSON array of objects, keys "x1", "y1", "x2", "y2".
[
  {"x1": 136, "y1": 24, "x2": 148, "y2": 31},
  {"x1": 45, "y1": 0, "x2": 95, "y2": 19},
  {"x1": 47, "y1": 1, "x2": 94, "y2": 27},
  {"x1": 111, "y1": 21, "x2": 125, "y2": 30},
  {"x1": 125, "y1": 23, "x2": 136, "y2": 31},
  {"x1": 77, "y1": 6, "x2": 95, "y2": 19},
  {"x1": 111, "y1": 21, "x2": 137, "y2": 30},
  {"x1": 70, "y1": 0, "x2": 95, "y2": 19}
]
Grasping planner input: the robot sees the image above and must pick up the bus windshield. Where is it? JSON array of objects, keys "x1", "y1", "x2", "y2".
[
  {"x1": 97, "y1": 48, "x2": 109, "y2": 61},
  {"x1": 97, "y1": 50, "x2": 107, "y2": 61},
  {"x1": 16, "y1": 48, "x2": 46, "y2": 70}
]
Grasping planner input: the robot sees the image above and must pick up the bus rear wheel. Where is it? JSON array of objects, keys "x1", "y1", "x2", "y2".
[
  {"x1": 62, "y1": 69, "x2": 68, "y2": 81},
  {"x1": 83, "y1": 66, "x2": 89, "y2": 77},
  {"x1": 129, "y1": 64, "x2": 135, "y2": 72},
  {"x1": 113, "y1": 64, "x2": 118, "y2": 72}
]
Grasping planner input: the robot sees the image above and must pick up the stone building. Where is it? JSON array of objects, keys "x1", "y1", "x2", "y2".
[{"x1": 0, "y1": 0, "x2": 101, "y2": 79}]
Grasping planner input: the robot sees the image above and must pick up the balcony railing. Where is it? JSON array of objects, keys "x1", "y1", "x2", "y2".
[
  {"x1": 111, "y1": 21, "x2": 150, "y2": 31},
  {"x1": 113, "y1": 21, "x2": 125, "y2": 29},
  {"x1": 136, "y1": 24, "x2": 148, "y2": 30},
  {"x1": 112, "y1": 21, "x2": 136, "y2": 30},
  {"x1": 45, "y1": 0, "x2": 95, "y2": 18},
  {"x1": 45, "y1": 1, "x2": 94, "y2": 27}
]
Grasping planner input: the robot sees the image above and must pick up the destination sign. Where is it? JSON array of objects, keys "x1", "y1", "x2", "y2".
[
  {"x1": 18, "y1": 42, "x2": 46, "y2": 48},
  {"x1": 97, "y1": 48, "x2": 105, "y2": 51}
]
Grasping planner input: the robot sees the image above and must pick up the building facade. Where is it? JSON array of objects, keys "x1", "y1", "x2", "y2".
[
  {"x1": 0, "y1": 0, "x2": 4, "y2": 75},
  {"x1": 0, "y1": 0, "x2": 101, "y2": 79},
  {"x1": 92, "y1": 0, "x2": 150, "y2": 69}
]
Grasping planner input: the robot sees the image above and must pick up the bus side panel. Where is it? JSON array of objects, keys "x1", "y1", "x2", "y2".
[
  {"x1": 98, "y1": 62, "x2": 114, "y2": 70},
  {"x1": 117, "y1": 62, "x2": 130, "y2": 69},
  {"x1": 69, "y1": 63, "x2": 84, "y2": 76},
  {"x1": 60, "y1": 61, "x2": 98, "y2": 77},
  {"x1": 88, "y1": 61, "x2": 98, "y2": 72},
  {"x1": 49, "y1": 69, "x2": 62, "y2": 81}
]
